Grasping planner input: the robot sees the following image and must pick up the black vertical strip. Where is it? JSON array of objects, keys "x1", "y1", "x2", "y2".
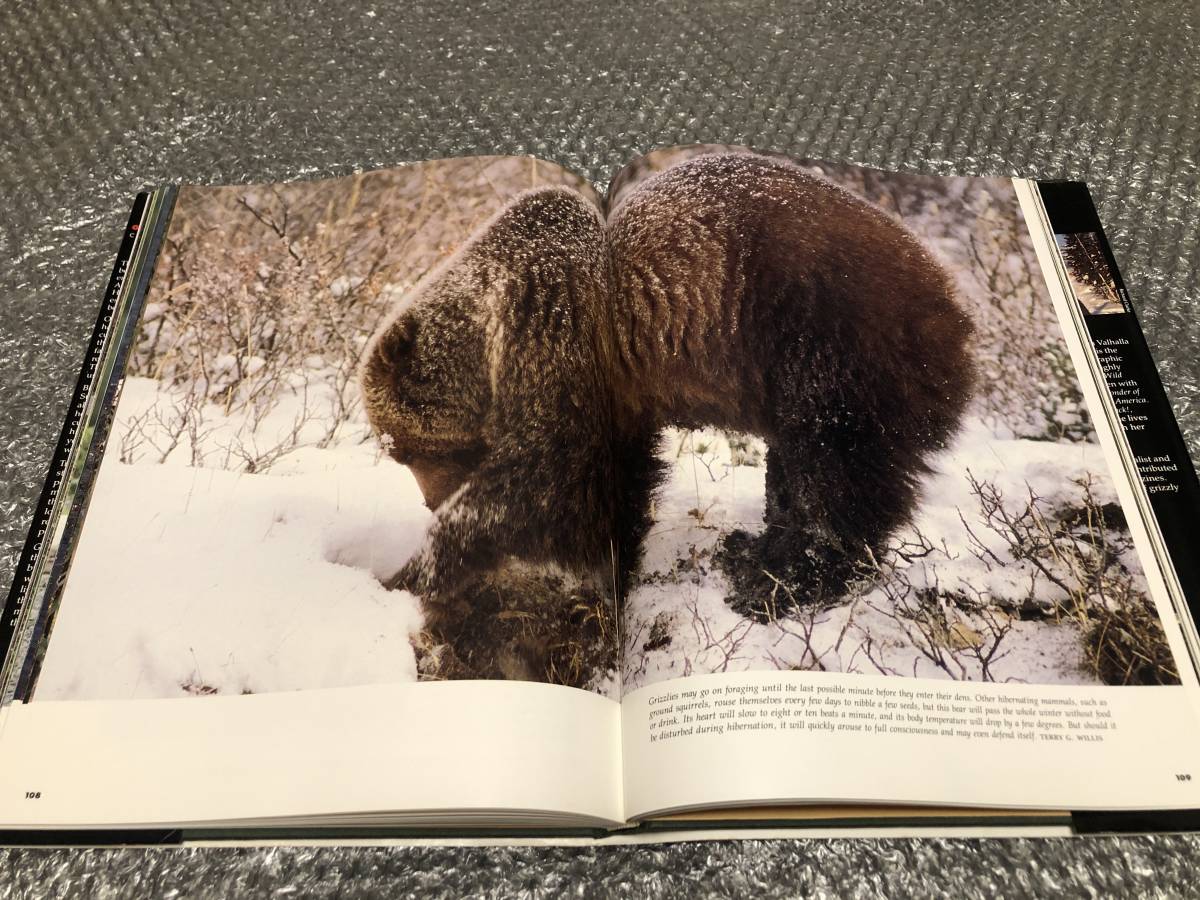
[
  {"x1": 0, "y1": 194, "x2": 149, "y2": 680},
  {"x1": 13, "y1": 186, "x2": 176, "y2": 701},
  {"x1": 1037, "y1": 181, "x2": 1200, "y2": 644}
]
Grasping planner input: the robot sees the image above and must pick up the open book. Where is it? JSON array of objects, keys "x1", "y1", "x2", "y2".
[{"x1": 3, "y1": 145, "x2": 1200, "y2": 843}]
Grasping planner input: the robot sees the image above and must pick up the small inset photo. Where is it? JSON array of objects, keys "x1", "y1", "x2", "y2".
[{"x1": 1055, "y1": 231, "x2": 1125, "y2": 315}]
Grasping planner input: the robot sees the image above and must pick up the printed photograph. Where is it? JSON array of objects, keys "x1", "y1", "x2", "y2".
[
  {"x1": 35, "y1": 156, "x2": 622, "y2": 701},
  {"x1": 1055, "y1": 231, "x2": 1126, "y2": 315},
  {"x1": 33, "y1": 146, "x2": 1179, "y2": 705},
  {"x1": 617, "y1": 145, "x2": 1178, "y2": 691}
]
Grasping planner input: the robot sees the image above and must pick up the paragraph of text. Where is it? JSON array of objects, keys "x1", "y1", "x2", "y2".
[{"x1": 645, "y1": 681, "x2": 1115, "y2": 746}]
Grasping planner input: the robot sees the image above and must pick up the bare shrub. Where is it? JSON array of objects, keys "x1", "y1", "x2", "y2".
[
  {"x1": 834, "y1": 472, "x2": 1178, "y2": 685},
  {"x1": 853, "y1": 536, "x2": 1017, "y2": 682},
  {"x1": 958, "y1": 472, "x2": 1178, "y2": 685},
  {"x1": 1083, "y1": 602, "x2": 1179, "y2": 686}
]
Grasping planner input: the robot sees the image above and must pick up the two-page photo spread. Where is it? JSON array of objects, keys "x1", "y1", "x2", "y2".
[{"x1": 4, "y1": 145, "x2": 1200, "y2": 839}]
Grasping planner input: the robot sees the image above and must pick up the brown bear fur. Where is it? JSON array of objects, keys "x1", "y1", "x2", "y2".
[
  {"x1": 361, "y1": 152, "x2": 974, "y2": 616},
  {"x1": 605, "y1": 153, "x2": 974, "y2": 606},
  {"x1": 360, "y1": 187, "x2": 624, "y2": 608}
]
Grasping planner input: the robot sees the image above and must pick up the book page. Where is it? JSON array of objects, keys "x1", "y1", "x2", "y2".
[
  {"x1": 9, "y1": 155, "x2": 626, "y2": 828},
  {"x1": 605, "y1": 146, "x2": 1200, "y2": 817},
  {"x1": 0, "y1": 680, "x2": 621, "y2": 828}
]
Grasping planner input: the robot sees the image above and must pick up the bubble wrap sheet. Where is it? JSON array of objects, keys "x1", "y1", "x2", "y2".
[{"x1": 1, "y1": 0, "x2": 1198, "y2": 894}]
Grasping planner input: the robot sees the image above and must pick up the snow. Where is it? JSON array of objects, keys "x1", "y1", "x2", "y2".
[
  {"x1": 40, "y1": 388, "x2": 1154, "y2": 700},
  {"x1": 35, "y1": 379, "x2": 431, "y2": 701},
  {"x1": 622, "y1": 422, "x2": 1147, "y2": 692},
  {"x1": 329, "y1": 275, "x2": 365, "y2": 298}
]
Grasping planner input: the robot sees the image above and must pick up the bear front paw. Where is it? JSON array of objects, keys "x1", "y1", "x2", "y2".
[{"x1": 384, "y1": 558, "x2": 433, "y2": 599}]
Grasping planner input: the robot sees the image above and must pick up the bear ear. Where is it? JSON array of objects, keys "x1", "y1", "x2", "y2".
[{"x1": 375, "y1": 315, "x2": 420, "y2": 375}]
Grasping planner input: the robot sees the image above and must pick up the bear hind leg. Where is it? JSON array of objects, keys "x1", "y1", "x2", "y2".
[{"x1": 718, "y1": 425, "x2": 922, "y2": 619}]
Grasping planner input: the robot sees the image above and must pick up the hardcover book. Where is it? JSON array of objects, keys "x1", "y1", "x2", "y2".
[{"x1": 2, "y1": 145, "x2": 1199, "y2": 843}]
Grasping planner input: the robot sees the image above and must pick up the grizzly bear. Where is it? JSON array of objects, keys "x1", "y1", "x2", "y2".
[{"x1": 361, "y1": 153, "x2": 974, "y2": 616}]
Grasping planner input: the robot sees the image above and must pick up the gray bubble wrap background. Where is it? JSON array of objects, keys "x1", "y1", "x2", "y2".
[{"x1": 2, "y1": 0, "x2": 1199, "y2": 895}]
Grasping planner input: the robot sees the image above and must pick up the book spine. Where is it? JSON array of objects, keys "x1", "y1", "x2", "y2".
[
  {"x1": 0, "y1": 191, "x2": 172, "y2": 700},
  {"x1": 1037, "y1": 181, "x2": 1200, "y2": 661}
]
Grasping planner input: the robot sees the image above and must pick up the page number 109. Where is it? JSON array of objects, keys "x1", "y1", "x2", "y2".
[{"x1": 1176, "y1": 774, "x2": 1192, "y2": 782}]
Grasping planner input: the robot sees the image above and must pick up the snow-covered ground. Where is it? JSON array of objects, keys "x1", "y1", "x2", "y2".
[
  {"x1": 35, "y1": 381, "x2": 1165, "y2": 700},
  {"x1": 36, "y1": 378, "x2": 431, "y2": 700},
  {"x1": 621, "y1": 421, "x2": 1153, "y2": 692}
]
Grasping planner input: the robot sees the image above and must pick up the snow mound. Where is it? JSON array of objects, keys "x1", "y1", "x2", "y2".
[{"x1": 36, "y1": 430, "x2": 431, "y2": 701}]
